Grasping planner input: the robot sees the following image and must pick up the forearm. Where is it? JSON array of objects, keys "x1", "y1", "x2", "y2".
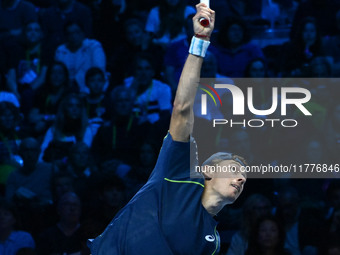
[
  {"x1": 169, "y1": 54, "x2": 204, "y2": 142},
  {"x1": 169, "y1": 3, "x2": 214, "y2": 142}
]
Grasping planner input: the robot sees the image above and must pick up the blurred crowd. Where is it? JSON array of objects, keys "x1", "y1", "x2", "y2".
[{"x1": 0, "y1": 0, "x2": 340, "y2": 254}]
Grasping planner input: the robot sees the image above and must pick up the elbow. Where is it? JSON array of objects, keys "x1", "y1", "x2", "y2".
[{"x1": 172, "y1": 101, "x2": 191, "y2": 117}]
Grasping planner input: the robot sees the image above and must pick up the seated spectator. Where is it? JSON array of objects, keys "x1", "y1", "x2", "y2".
[
  {"x1": 227, "y1": 194, "x2": 273, "y2": 255},
  {"x1": 64, "y1": 142, "x2": 97, "y2": 202},
  {"x1": 107, "y1": 18, "x2": 163, "y2": 85},
  {"x1": 6, "y1": 137, "x2": 54, "y2": 205},
  {"x1": 0, "y1": 0, "x2": 37, "y2": 40},
  {"x1": 280, "y1": 17, "x2": 325, "y2": 77},
  {"x1": 0, "y1": 198, "x2": 35, "y2": 254},
  {"x1": 37, "y1": 192, "x2": 83, "y2": 255},
  {"x1": 245, "y1": 58, "x2": 268, "y2": 78},
  {"x1": 290, "y1": 0, "x2": 339, "y2": 39},
  {"x1": 91, "y1": 86, "x2": 144, "y2": 173},
  {"x1": 39, "y1": 0, "x2": 92, "y2": 50},
  {"x1": 275, "y1": 186, "x2": 323, "y2": 255},
  {"x1": 6, "y1": 137, "x2": 56, "y2": 237},
  {"x1": 84, "y1": 67, "x2": 109, "y2": 126},
  {"x1": 86, "y1": 173, "x2": 126, "y2": 229},
  {"x1": 124, "y1": 54, "x2": 172, "y2": 126},
  {"x1": 145, "y1": 0, "x2": 195, "y2": 48},
  {"x1": 26, "y1": 61, "x2": 75, "y2": 139},
  {"x1": 210, "y1": 16, "x2": 264, "y2": 77},
  {"x1": 5, "y1": 21, "x2": 52, "y2": 105},
  {"x1": 125, "y1": 140, "x2": 158, "y2": 198},
  {"x1": 0, "y1": 100, "x2": 22, "y2": 193},
  {"x1": 55, "y1": 21, "x2": 106, "y2": 94},
  {"x1": 245, "y1": 215, "x2": 291, "y2": 255},
  {"x1": 39, "y1": 93, "x2": 95, "y2": 163},
  {"x1": 50, "y1": 172, "x2": 75, "y2": 205}
]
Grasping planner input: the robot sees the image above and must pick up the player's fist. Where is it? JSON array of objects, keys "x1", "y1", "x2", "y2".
[{"x1": 193, "y1": 3, "x2": 215, "y2": 40}]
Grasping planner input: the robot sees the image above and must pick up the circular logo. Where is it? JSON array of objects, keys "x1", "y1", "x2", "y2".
[{"x1": 205, "y1": 235, "x2": 215, "y2": 242}]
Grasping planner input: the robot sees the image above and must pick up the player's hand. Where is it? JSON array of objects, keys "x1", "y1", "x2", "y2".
[{"x1": 193, "y1": 3, "x2": 215, "y2": 40}]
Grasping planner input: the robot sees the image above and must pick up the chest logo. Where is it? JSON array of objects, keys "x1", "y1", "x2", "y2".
[{"x1": 205, "y1": 235, "x2": 215, "y2": 242}]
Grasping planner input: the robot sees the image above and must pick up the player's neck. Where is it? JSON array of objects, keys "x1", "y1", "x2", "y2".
[{"x1": 201, "y1": 189, "x2": 226, "y2": 217}]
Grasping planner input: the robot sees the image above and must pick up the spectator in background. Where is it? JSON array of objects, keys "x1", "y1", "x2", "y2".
[
  {"x1": 39, "y1": 0, "x2": 93, "y2": 50},
  {"x1": 290, "y1": 0, "x2": 340, "y2": 39},
  {"x1": 86, "y1": 173, "x2": 126, "y2": 230},
  {"x1": 275, "y1": 186, "x2": 323, "y2": 255},
  {"x1": 145, "y1": 0, "x2": 195, "y2": 48},
  {"x1": 39, "y1": 93, "x2": 95, "y2": 163},
  {"x1": 5, "y1": 137, "x2": 56, "y2": 237},
  {"x1": 50, "y1": 172, "x2": 75, "y2": 205},
  {"x1": 227, "y1": 194, "x2": 272, "y2": 255},
  {"x1": 0, "y1": 100, "x2": 22, "y2": 193},
  {"x1": 37, "y1": 192, "x2": 83, "y2": 255},
  {"x1": 6, "y1": 137, "x2": 54, "y2": 205},
  {"x1": 245, "y1": 216, "x2": 291, "y2": 255},
  {"x1": 125, "y1": 140, "x2": 158, "y2": 198},
  {"x1": 107, "y1": 18, "x2": 163, "y2": 86},
  {"x1": 280, "y1": 17, "x2": 325, "y2": 77},
  {"x1": 84, "y1": 67, "x2": 109, "y2": 126},
  {"x1": 26, "y1": 61, "x2": 74, "y2": 139},
  {"x1": 124, "y1": 54, "x2": 171, "y2": 126},
  {"x1": 64, "y1": 142, "x2": 97, "y2": 202},
  {"x1": 211, "y1": 16, "x2": 264, "y2": 77},
  {"x1": 55, "y1": 21, "x2": 106, "y2": 94},
  {"x1": 0, "y1": 0, "x2": 37, "y2": 40},
  {"x1": 0, "y1": 198, "x2": 35, "y2": 255},
  {"x1": 5, "y1": 21, "x2": 51, "y2": 107},
  {"x1": 91, "y1": 86, "x2": 143, "y2": 177},
  {"x1": 245, "y1": 58, "x2": 267, "y2": 78}
]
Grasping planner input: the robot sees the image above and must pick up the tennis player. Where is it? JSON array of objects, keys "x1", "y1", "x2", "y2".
[{"x1": 89, "y1": 3, "x2": 247, "y2": 254}]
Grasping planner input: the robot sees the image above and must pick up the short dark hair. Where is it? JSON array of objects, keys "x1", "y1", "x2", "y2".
[
  {"x1": 217, "y1": 16, "x2": 251, "y2": 48},
  {"x1": 64, "y1": 21, "x2": 84, "y2": 34},
  {"x1": 133, "y1": 52, "x2": 156, "y2": 73},
  {"x1": 202, "y1": 152, "x2": 248, "y2": 168}
]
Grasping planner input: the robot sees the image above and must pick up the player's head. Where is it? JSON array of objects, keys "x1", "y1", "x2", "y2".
[{"x1": 202, "y1": 152, "x2": 247, "y2": 204}]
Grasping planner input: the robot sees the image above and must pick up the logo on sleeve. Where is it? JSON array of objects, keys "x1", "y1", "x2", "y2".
[{"x1": 205, "y1": 235, "x2": 215, "y2": 242}]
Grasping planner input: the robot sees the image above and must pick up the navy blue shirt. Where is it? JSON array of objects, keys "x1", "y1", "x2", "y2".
[{"x1": 89, "y1": 133, "x2": 220, "y2": 254}]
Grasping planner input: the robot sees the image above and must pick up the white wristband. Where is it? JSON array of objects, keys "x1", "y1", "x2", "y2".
[{"x1": 189, "y1": 36, "x2": 210, "y2": 58}]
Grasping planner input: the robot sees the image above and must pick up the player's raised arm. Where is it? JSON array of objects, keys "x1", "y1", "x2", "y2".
[{"x1": 169, "y1": 4, "x2": 215, "y2": 142}]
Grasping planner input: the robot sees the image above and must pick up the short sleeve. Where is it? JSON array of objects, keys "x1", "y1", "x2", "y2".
[{"x1": 148, "y1": 132, "x2": 199, "y2": 181}]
